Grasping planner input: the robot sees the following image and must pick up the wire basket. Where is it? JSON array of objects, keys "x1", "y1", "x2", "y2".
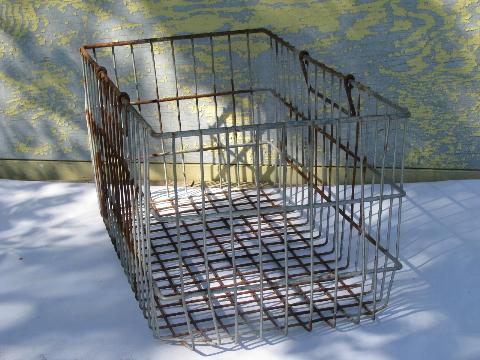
[{"x1": 81, "y1": 28, "x2": 409, "y2": 347}]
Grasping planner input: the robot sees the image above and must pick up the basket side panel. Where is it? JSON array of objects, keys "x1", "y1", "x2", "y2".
[{"x1": 81, "y1": 55, "x2": 159, "y2": 336}]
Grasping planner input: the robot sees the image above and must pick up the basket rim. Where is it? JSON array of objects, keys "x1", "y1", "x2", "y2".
[{"x1": 80, "y1": 28, "x2": 410, "y2": 119}]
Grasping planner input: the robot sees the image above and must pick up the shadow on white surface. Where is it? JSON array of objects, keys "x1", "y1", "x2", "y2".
[{"x1": 1, "y1": 180, "x2": 479, "y2": 360}]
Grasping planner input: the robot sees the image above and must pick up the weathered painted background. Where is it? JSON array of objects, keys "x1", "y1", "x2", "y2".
[{"x1": 0, "y1": 0, "x2": 479, "y2": 170}]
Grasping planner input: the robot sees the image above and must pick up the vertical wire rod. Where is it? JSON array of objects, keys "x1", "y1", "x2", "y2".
[
  {"x1": 111, "y1": 46, "x2": 119, "y2": 87},
  {"x1": 385, "y1": 117, "x2": 408, "y2": 304},
  {"x1": 254, "y1": 125, "x2": 264, "y2": 337},
  {"x1": 170, "y1": 40, "x2": 188, "y2": 195},
  {"x1": 227, "y1": 35, "x2": 241, "y2": 187},
  {"x1": 130, "y1": 45, "x2": 141, "y2": 113},
  {"x1": 371, "y1": 117, "x2": 391, "y2": 317},
  {"x1": 332, "y1": 80, "x2": 342, "y2": 327},
  {"x1": 357, "y1": 123, "x2": 367, "y2": 323},
  {"x1": 209, "y1": 36, "x2": 223, "y2": 189},
  {"x1": 172, "y1": 134, "x2": 195, "y2": 348},
  {"x1": 199, "y1": 132, "x2": 221, "y2": 343},
  {"x1": 149, "y1": 41, "x2": 169, "y2": 196},
  {"x1": 379, "y1": 117, "x2": 399, "y2": 299},
  {"x1": 281, "y1": 124, "x2": 289, "y2": 334},
  {"x1": 224, "y1": 129, "x2": 239, "y2": 343}
]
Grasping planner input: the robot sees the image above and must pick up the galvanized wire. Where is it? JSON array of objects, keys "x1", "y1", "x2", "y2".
[{"x1": 81, "y1": 28, "x2": 409, "y2": 347}]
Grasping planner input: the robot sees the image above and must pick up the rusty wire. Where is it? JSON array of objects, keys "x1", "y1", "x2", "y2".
[{"x1": 81, "y1": 28, "x2": 409, "y2": 348}]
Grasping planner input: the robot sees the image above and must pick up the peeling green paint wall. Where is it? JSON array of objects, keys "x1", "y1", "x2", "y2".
[{"x1": 0, "y1": 0, "x2": 479, "y2": 170}]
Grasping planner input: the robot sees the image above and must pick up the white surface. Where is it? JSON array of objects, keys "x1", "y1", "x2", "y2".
[{"x1": 0, "y1": 179, "x2": 479, "y2": 360}]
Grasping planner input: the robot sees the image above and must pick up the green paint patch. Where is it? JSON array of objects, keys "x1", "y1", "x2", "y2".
[
  {"x1": 15, "y1": 141, "x2": 53, "y2": 156},
  {"x1": 0, "y1": 60, "x2": 80, "y2": 156},
  {"x1": 391, "y1": 19, "x2": 412, "y2": 32}
]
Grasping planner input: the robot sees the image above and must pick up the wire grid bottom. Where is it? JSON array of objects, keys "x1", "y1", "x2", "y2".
[{"x1": 149, "y1": 185, "x2": 375, "y2": 342}]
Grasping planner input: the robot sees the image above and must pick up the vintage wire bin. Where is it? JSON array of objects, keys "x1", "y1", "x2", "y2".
[{"x1": 80, "y1": 29, "x2": 409, "y2": 346}]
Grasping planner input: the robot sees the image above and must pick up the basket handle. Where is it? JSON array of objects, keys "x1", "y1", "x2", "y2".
[
  {"x1": 343, "y1": 74, "x2": 357, "y2": 116},
  {"x1": 298, "y1": 50, "x2": 309, "y2": 83},
  {"x1": 299, "y1": 50, "x2": 357, "y2": 117}
]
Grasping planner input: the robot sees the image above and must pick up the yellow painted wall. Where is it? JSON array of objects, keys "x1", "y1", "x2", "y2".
[{"x1": 0, "y1": 1, "x2": 479, "y2": 170}]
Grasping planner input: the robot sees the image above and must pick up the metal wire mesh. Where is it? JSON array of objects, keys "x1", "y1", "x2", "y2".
[{"x1": 81, "y1": 28, "x2": 409, "y2": 347}]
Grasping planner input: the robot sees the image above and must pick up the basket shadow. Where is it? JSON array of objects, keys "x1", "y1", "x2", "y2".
[{"x1": 186, "y1": 180, "x2": 480, "y2": 358}]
